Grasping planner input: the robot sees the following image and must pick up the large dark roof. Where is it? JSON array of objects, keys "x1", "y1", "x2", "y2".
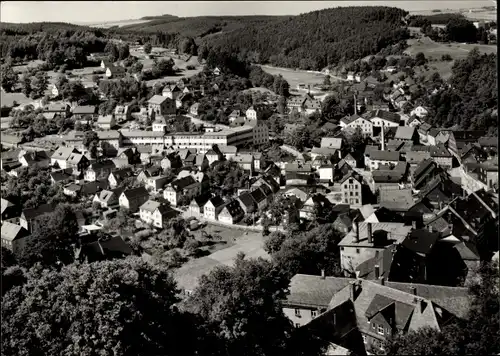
[
  {"x1": 402, "y1": 229, "x2": 440, "y2": 255},
  {"x1": 368, "y1": 110, "x2": 401, "y2": 124},
  {"x1": 122, "y1": 186, "x2": 148, "y2": 200}
]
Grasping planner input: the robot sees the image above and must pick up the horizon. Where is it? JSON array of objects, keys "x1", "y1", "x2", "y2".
[{"x1": 0, "y1": 1, "x2": 494, "y2": 25}]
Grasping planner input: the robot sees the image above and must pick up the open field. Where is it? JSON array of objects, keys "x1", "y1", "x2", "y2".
[
  {"x1": 174, "y1": 225, "x2": 268, "y2": 291},
  {"x1": 409, "y1": 6, "x2": 497, "y2": 21},
  {"x1": 405, "y1": 36, "x2": 497, "y2": 60},
  {"x1": 260, "y1": 65, "x2": 328, "y2": 89},
  {"x1": 12, "y1": 60, "x2": 46, "y2": 73}
]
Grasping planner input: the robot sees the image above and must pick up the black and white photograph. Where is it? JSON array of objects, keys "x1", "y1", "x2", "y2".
[{"x1": 0, "y1": 1, "x2": 498, "y2": 355}]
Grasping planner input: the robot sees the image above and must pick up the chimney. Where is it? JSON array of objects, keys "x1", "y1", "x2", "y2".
[
  {"x1": 374, "y1": 264, "x2": 380, "y2": 279},
  {"x1": 380, "y1": 122, "x2": 385, "y2": 151},
  {"x1": 353, "y1": 219, "x2": 360, "y2": 243},
  {"x1": 411, "y1": 286, "x2": 417, "y2": 295},
  {"x1": 367, "y1": 222, "x2": 373, "y2": 243},
  {"x1": 354, "y1": 94, "x2": 357, "y2": 115},
  {"x1": 320, "y1": 269, "x2": 325, "y2": 279}
]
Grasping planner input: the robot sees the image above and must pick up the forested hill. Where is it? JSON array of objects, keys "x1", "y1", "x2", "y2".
[
  {"x1": 120, "y1": 15, "x2": 285, "y2": 38},
  {"x1": 199, "y1": 6, "x2": 409, "y2": 71}
]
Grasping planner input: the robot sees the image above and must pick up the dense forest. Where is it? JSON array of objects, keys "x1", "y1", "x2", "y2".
[
  {"x1": 120, "y1": 15, "x2": 284, "y2": 37},
  {"x1": 419, "y1": 49, "x2": 497, "y2": 134},
  {"x1": 199, "y1": 7, "x2": 409, "y2": 70}
]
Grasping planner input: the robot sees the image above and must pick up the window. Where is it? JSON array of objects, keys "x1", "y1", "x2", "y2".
[
  {"x1": 362, "y1": 335, "x2": 367, "y2": 344},
  {"x1": 295, "y1": 309, "x2": 301, "y2": 317},
  {"x1": 372, "y1": 323, "x2": 376, "y2": 329},
  {"x1": 295, "y1": 323, "x2": 301, "y2": 328},
  {"x1": 378, "y1": 325, "x2": 384, "y2": 335},
  {"x1": 356, "y1": 248, "x2": 360, "y2": 254},
  {"x1": 311, "y1": 310, "x2": 318, "y2": 318}
]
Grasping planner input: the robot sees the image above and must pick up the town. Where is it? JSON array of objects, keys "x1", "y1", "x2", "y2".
[{"x1": 0, "y1": 3, "x2": 498, "y2": 356}]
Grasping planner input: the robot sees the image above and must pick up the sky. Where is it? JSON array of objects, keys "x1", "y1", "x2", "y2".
[{"x1": 0, "y1": 1, "x2": 494, "y2": 24}]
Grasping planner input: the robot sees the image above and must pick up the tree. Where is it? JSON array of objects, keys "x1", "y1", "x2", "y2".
[
  {"x1": 323, "y1": 75, "x2": 331, "y2": 86},
  {"x1": 414, "y1": 52, "x2": 426, "y2": 66},
  {"x1": 179, "y1": 37, "x2": 197, "y2": 55},
  {"x1": 0, "y1": 64, "x2": 18, "y2": 92},
  {"x1": 2, "y1": 257, "x2": 197, "y2": 356},
  {"x1": 185, "y1": 254, "x2": 293, "y2": 356},
  {"x1": 20, "y1": 73, "x2": 32, "y2": 97},
  {"x1": 29, "y1": 71, "x2": 49, "y2": 99},
  {"x1": 17, "y1": 204, "x2": 79, "y2": 268},
  {"x1": 144, "y1": 43, "x2": 152, "y2": 54},
  {"x1": 83, "y1": 130, "x2": 99, "y2": 159}
]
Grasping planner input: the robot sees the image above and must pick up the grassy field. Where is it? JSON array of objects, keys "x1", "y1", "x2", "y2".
[
  {"x1": 405, "y1": 37, "x2": 497, "y2": 60},
  {"x1": 1, "y1": 91, "x2": 33, "y2": 107},
  {"x1": 260, "y1": 65, "x2": 328, "y2": 89}
]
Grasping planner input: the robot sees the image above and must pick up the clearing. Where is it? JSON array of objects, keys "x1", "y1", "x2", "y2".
[
  {"x1": 1, "y1": 91, "x2": 33, "y2": 107},
  {"x1": 405, "y1": 36, "x2": 497, "y2": 60},
  {"x1": 86, "y1": 19, "x2": 152, "y2": 28},
  {"x1": 174, "y1": 224, "x2": 268, "y2": 291},
  {"x1": 260, "y1": 65, "x2": 328, "y2": 90}
]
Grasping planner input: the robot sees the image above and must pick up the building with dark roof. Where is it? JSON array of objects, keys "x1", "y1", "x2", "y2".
[{"x1": 118, "y1": 186, "x2": 149, "y2": 212}]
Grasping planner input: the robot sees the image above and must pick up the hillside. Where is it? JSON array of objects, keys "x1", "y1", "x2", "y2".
[
  {"x1": 199, "y1": 6, "x2": 409, "y2": 71},
  {"x1": 120, "y1": 15, "x2": 285, "y2": 38}
]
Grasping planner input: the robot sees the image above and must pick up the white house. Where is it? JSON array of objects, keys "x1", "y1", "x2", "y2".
[
  {"x1": 340, "y1": 115, "x2": 373, "y2": 137},
  {"x1": 410, "y1": 106, "x2": 429, "y2": 118},
  {"x1": 204, "y1": 196, "x2": 225, "y2": 221}
]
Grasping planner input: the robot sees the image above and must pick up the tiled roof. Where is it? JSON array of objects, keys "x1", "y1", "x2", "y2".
[
  {"x1": 394, "y1": 126, "x2": 416, "y2": 140},
  {"x1": 369, "y1": 150, "x2": 400, "y2": 162},
  {"x1": 72, "y1": 105, "x2": 97, "y2": 115},
  {"x1": 379, "y1": 189, "x2": 414, "y2": 212},
  {"x1": 339, "y1": 222, "x2": 411, "y2": 247},
  {"x1": 402, "y1": 229, "x2": 440, "y2": 255},
  {"x1": 406, "y1": 151, "x2": 431, "y2": 165},
  {"x1": 369, "y1": 110, "x2": 401, "y2": 124},
  {"x1": 21, "y1": 202, "x2": 56, "y2": 220},
  {"x1": 170, "y1": 176, "x2": 197, "y2": 191},
  {"x1": 122, "y1": 186, "x2": 149, "y2": 200},
  {"x1": 285, "y1": 274, "x2": 354, "y2": 308},
  {"x1": 1, "y1": 222, "x2": 28, "y2": 241},
  {"x1": 140, "y1": 200, "x2": 161, "y2": 212},
  {"x1": 148, "y1": 95, "x2": 168, "y2": 105},
  {"x1": 430, "y1": 144, "x2": 452, "y2": 158}
]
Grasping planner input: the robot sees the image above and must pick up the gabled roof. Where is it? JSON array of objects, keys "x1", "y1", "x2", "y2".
[
  {"x1": 21, "y1": 202, "x2": 56, "y2": 220},
  {"x1": 368, "y1": 110, "x2": 401, "y2": 124},
  {"x1": 250, "y1": 187, "x2": 267, "y2": 203},
  {"x1": 369, "y1": 150, "x2": 400, "y2": 162},
  {"x1": 402, "y1": 229, "x2": 440, "y2": 255},
  {"x1": 191, "y1": 194, "x2": 211, "y2": 207},
  {"x1": 1, "y1": 222, "x2": 28, "y2": 241},
  {"x1": 148, "y1": 95, "x2": 168, "y2": 105},
  {"x1": 170, "y1": 175, "x2": 197, "y2": 191},
  {"x1": 52, "y1": 146, "x2": 79, "y2": 161},
  {"x1": 406, "y1": 151, "x2": 431, "y2": 165},
  {"x1": 238, "y1": 192, "x2": 257, "y2": 209},
  {"x1": 394, "y1": 126, "x2": 416, "y2": 140},
  {"x1": 221, "y1": 200, "x2": 244, "y2": 218},
  {"x1": 207, "y1": 196, "x2": 225, "y2": 209},
  {"x1": 140, "y1": 200, "x2": 161, "y2": 213},
  {"x1": 72, "y1": 105, "x2": 97, "y2": 115},
  {"x1": 285, "y1": 274, "x2": 354, "y2": 308},
  {"x1": 430, "y1": 144, "x2": 452, "y2": 158},
  {"x1": 413, "y1": 158, "x2": 436, "y2": 180},
  {"x1": 340, "y1": 114, "x2": 364, "y2": 125},
  {"x1": 88, "y1": 160, "x2": 116, "y2": 171},
  {"x1": 379, "y1": 189, "x2": 414, "y2": 212},
  {"x1": 122, "y1": 186, "x2": 149, "y2": 200}
]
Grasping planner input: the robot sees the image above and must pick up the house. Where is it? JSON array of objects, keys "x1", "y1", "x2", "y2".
[
  {"x1": 19, "y1": 151, "x2": 51, "y2": 169},
  {"x1": 1, "y1": 222, "x2": 29, "y2": 254},
  {"x1": 145, "y1": 175, "x2": 170, "y2": 193},
  {"x1": 300, "y1": 194, "x2": 332, "y2": 221},
  {"x1": 189, "y1": 103, "x2": 200, "y2": 116},
  {"x1": 204, "y1": 196, "x2": 225, "y2": 221},
  {"x1": 418, "y1": 174, "x2": 462, "y2": 210},
  {"x1": 321, "y1": 277, "x2": 470, "y2": 353},
  {"x1": 85, "y1": 160, "x2": 116, "y2": 182},
  {"x1": 114, "y1": 105, "x2": 131, "y2": 123},
  {"x1": 161, "y1": 154, "x2": 182, "y2": 171},
  {"x1": 1, "y1": 198, "x2": 19, "y2": 224},
  {"x1": 205, "y1": 149, "x2": 222, "y2": 166},
  {"x1": 118, "y1": 187, "x2": 150, "y2": 212},
  {"x1": 368, "y1": 110, "x2": 401, "y2": 128},
  {"x1": 163, "y1": 176, "x2": 200, "y2": 206},
  {"x1": 93, "y1": 188, "x2": 123, "y2": 209},
  {"x1": 162, "y1": 84, "x2": 182, "y2": 100},
  {"x1": 412, "y1": 158, "x2": 440, "y2": 190},
  {"x1": 106, "y1": 65, "x2": 126, "y2": 78},
  {"x1": 107, "y1": 167, "x2": 133, "y2": 188},
  {"x1": 194, "y1": 154, "x2": 209, "y2": 170},
  {"x1": 232, "y1": 154, "x2": 254, "y2": 173},
  {"x1": 321, "y1": 137, "x2": 343, "y2": 150},
  {"x1": 0, "y1": 133, "x2": 23, "y2": 149},
  {"x1": 340, "y1": 172, "x2": 363, "y2": 208},
  {"x1": 20, "y1": 203, "x2": 56, "y2": 233},
  {"x1": 148, "y1": 95, "x2": 176, "y2": 116},
  {"x1": 218, "y1": 200, "x2": 245, "y2": 225},
  {"x1": 405, "y1": 151, "x2": 431, "y2": 172},
  {"x1": 249, "y1": 187, "x2": 269, "y2": 211},
  {"x1": 66, "y1": 153, "x2": 90, "y2": 172},
  {"x1": 101, "y1": 60, "x2": 112, "y2": 69},
  {"x1": 340, "y1": 115, "x2": 373, "y2": 137},
  {"x1": 379, "y1": 189, "x2": 414, "y2": 213},
  {"x1": 188, "y1": 194, "x2": 211, "y2": 217},
  {"x1": 76, "y1": 235, "x2": 133, "y2": 262},
  {"x1": 139, "y1": 200, "x2": 177, "y2": 229},
  {"x1": 72, "y1": 105, "x2": 98, "y2": 120},
  {"x1": 213, "y1": 67, "x2": 222, "y2": 76},
  {"x1": 477, "y1": 158, "x2": 499, "y2": 191},
  {"x1": 282, "y1": 274, "x2": 354, "y2": 328},
  {"x1": 283, "y1": 188, "x2": 309, "y2": 203},
  {"x1": 43, "y1": 103, "x2": 70, "y2": 119},
  {"x1": 338, "y1": 221, "x2": 411, "y2": 274},
  {"x1": 49, "y1": 168, "x2": 74, "y2": 186},
  {"x1": 367, "y1": 150, "x2": 400, "y2": 171},
  {"x1": 430, "y1": 144, "x2": 453, "y2": 169},
  {"x1": 237, "y1": 192, "x2": 257, "y2": 214},
  {"x1": 50, "y1": 147, "x2": 79, "y2": 170},
  {"x1": 1, "y1": 148, "x2": 23, "y2": 171},
  {"x1": 410, "y1": 106, "x2": 429, "y2": 118},
  {"x1": 333, "y1": 213, "x2": 354, "y2": 234},
  {"x1": 245, "y1": 104, "x2": 271, "y2": 121},
  {"x1": 369, "y1": 170, "x2": 405, "y2": 193},
  {"x1": 310, "y1": 147, "x2": 339, "y2": 161},
  {"x1": 317, "y1": 164, "x2": 335, "y2": 184},
  {"x1": 96, "y1": 115, "x2": 116, "y2": 130},
  {"x1": 394, "y1": 126, "x2": 419, "y2": 144}
]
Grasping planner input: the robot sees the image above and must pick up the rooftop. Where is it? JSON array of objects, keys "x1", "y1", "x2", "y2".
[{"x1": 339, "y1": 222, "x2": 411, "y2": 247}]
